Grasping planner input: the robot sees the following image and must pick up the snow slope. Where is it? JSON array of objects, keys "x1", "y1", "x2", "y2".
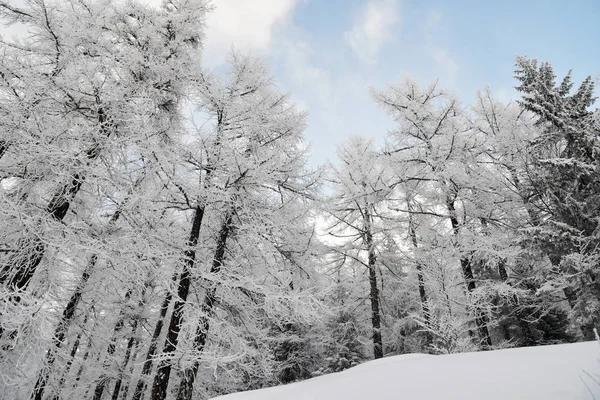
[{"x1": 212, "y1": 341, "x2": 600, "y2": 400}]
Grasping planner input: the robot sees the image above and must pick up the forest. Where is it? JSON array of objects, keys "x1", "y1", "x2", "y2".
[{"x1": 0, "y1": 1, "x2": 599, "y2": 399}]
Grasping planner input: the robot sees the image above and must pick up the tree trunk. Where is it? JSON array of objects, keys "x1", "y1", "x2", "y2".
[
  {"x1": 118, "y1": 337, "x2": 143, "y2": 400},
  {"x1": 150, "y1": 205, "x2": 206, "y2": 400},
  {"x1": 0, "y1": 140, "x2": 7, "y2": 159},
  {"x1": 131, "y1": 279, "x2": 176, "y2": 400},
  {"x1": 34, "y1": 181, "x2": 143, "y2": 399},
  {"x1": 50, "y1": 323, "x2": 86, "y2": 400},
  {"x1": 0, "y1": 235, "x2": 45, "y2": 291},
  {"x1": 176, "y1": 213, "x2": 233, "y2": 400},
  {"x1": 111, "y1": 328, "x2": 140, "y2": 400},
  {"x1": 35, "y1": 177, "x2": 140, "y2": 399},
  {"x1": 498, "y1": 258, "x2": 508, "y2": 281},
  {"x1": 111, "y1": 284, "x2": 148, "y2": 400},
  {"x1": 92, "y1": 289, "x2": 134, "y2": 400},
  {"x1": 31, "y1": 255, "x2": 96, "y2": 400},
  {"x1": 407, "y1": 208, "x2": 432, "y2": 348},
  {"x1": 110, "y1": 277, "x2": 152, "y2": 400},
  {"x1": 72, "y1": 323, "x2": 96, "y2": 396},
  {"x1": 364, "y1": 206, "x2": 383, "y2": 359},
  {"x1": 70, "y1": 185, "x2": 146, "y2": 400},
  {"x1": 446, "y1": 196, "x2": 492, "y2": 348}
]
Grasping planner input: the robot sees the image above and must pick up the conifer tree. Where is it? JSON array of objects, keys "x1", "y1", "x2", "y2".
[{"x1": 514, "y1": 56, "x2": 600, "y2": 339}]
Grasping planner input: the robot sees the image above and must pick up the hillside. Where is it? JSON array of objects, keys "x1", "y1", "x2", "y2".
[{"x1": 213, "y1": 341, "x2": 600, "y2": 400}]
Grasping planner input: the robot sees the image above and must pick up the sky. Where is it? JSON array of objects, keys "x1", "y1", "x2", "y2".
[{"x1": 196, "y1": 0, "x2": 599, "y2": 167}]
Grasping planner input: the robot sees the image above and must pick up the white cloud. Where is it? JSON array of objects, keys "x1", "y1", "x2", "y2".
[
  {"x1": 432, "y1": 47, "x2": 458, "y2": 86},
  {"x1": 203, "y1": 0, "x2": 299, "y2": 65},
  {"x1": 281, "y1": 38, "x2": 341, "y2": 129},
  {"x1": 344, "y1": 0, "x2": 400, "y2": 64},
  {"x1": 284, "y1": 41, "x2": 330, "y2": 94},
  {"x1": 421, "y1": 10, "x2": 459, "y2": 87}
]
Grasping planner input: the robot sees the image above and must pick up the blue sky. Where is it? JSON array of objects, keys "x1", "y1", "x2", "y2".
[{"x1": 198, "y1": 0, "x2": 599, "y2": 166}]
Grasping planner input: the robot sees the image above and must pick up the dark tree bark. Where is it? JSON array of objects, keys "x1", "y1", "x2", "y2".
[
  {"x1": 407, "y1": 209, "x2": 432, "y2": 348},
  {"x1": 363, "y1": 205, "x2": 383, "y2": 359},
  {"x1": 0, "y1": 235, "x2": 45, "y2": 292},
  {"x1": 498, "y1": 258, "x2": 508, "y2": 281},
  {"x1": 31, "y1": 255, "x2": 96, "y2": 400},
  {"x1": 111, "y1": 323, "x2": 141, "y2": 400},
  {"x1": 72, "y1": 324, "x2": 95, "y2": 392},
  {"x1": 176, "y1": 213, "x2": 233, "y2": 400},
  {"x1": 143, "y1": 106, "x2": 223, "y2": 400},
  {"x1": 110, "y1": 279, "x2": 151, "y2": 400},
  {"x1": 32, "y1": 177, "x2": 142, "y2": 399},
  {"x1": 446, "y1": 195, "x2": 492, "y2": 348},
  {"x1": 0, "y1": 140, "x2": 7, "y2": 159},
  {"x1": 131, "y1": 279, "x2": 176, "y2": 400},
  {"x1": 92, "y1": 289, "x2": 134, "y2": 400},
  {"x1": 150, "y1": 205, "x2": 206, "y2": 400},
  {"x1": 118, "y1": 337, "x2": 143, "y2": 400},
  {"x1": 50, "y1": 319, "x2": 87, "y2": 400}
]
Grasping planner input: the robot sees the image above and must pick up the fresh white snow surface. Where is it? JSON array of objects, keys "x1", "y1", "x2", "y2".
[{"x1": 212, "y1": 341, "x2": 600, "y2": 400}]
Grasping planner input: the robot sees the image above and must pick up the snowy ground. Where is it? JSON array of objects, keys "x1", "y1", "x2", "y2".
[{"x1": 212, "y1": 341, "x2": 600, "y2": 400}]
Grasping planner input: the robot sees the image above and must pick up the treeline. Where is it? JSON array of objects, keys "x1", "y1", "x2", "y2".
[
  {"x1": 324, "y1": 63, "x2": 598, "y2": 364},
  {"x1": 0, "y1": 1, "x2": 598, "y2": 400}
]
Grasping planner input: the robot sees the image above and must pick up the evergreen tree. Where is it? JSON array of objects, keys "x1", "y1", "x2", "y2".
[{"x1": 514, "y1": 56, "x2": 600, "y2": 339}]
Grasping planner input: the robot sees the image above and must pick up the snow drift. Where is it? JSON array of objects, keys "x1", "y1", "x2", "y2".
[{"x1": 212, "y1": 341, "x2": 600, "y2": 400}]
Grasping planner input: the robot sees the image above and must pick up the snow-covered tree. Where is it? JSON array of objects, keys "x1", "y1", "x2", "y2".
[
  {"x1": 0, "y1": 0, "x2": 210, "y2": 398},
  {"x1": 324, "y1": 136, "x2": 392, "y2": 359},
  {"x1": 514, "y1": 56, "x2": 600, "y2": 339},
  {"x1": 373, "y1": 78, "x2": 496, "y2": 349},
  {"x1": 149, "y1": 53, "x2": 324, "y2": 400}
]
